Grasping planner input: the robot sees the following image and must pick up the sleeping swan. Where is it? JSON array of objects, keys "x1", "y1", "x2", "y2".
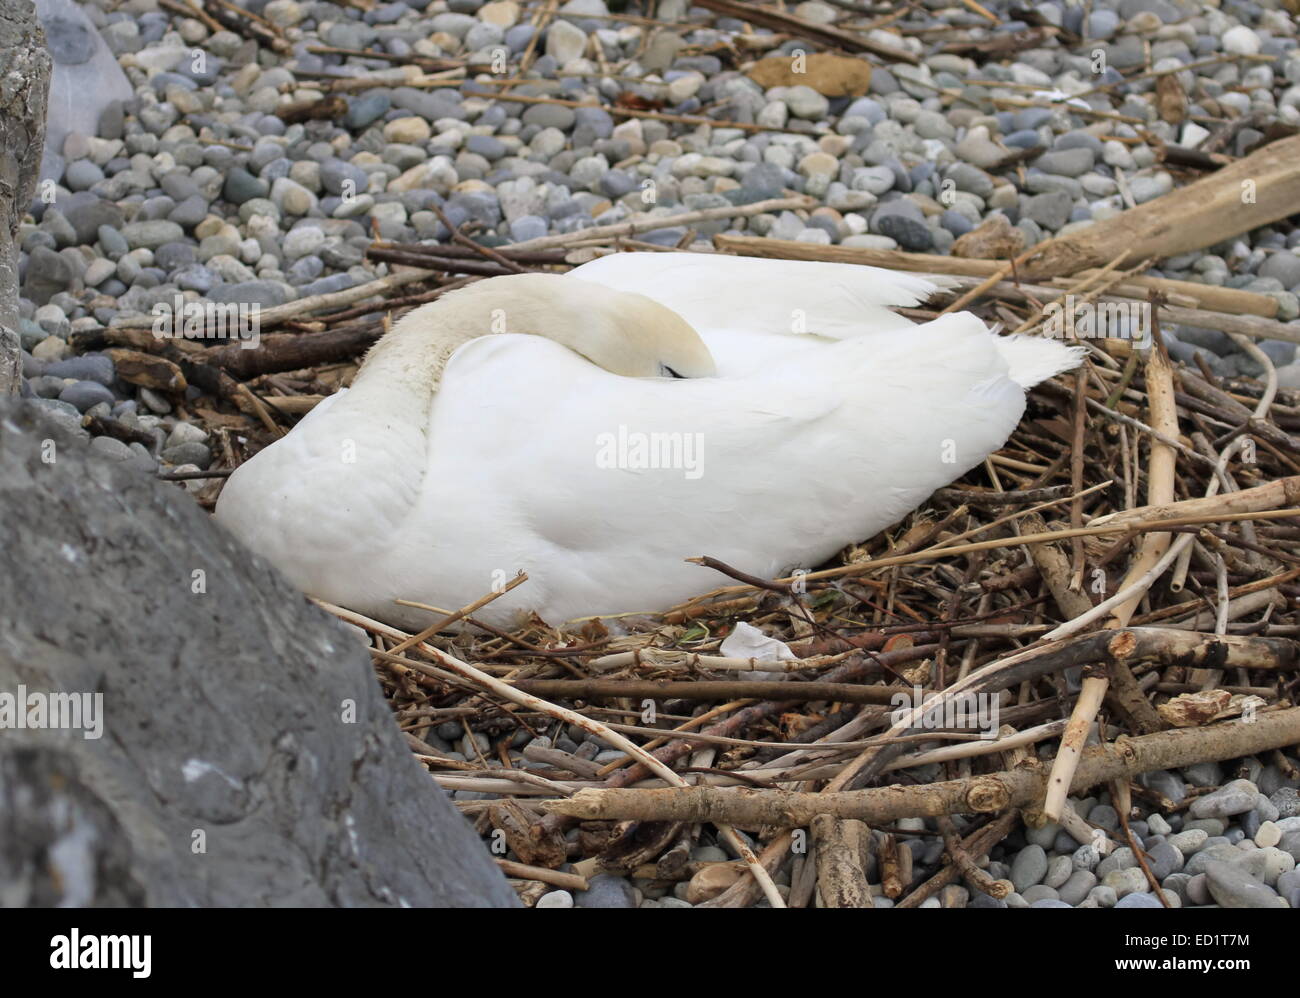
[{"x1": 213, "y1": 252, "x2": 1083, "y2": 630}]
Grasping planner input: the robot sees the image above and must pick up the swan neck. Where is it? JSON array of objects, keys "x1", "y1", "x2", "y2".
[{"x1": 349, "y1": 320, "x2": 480, "y2": 427}]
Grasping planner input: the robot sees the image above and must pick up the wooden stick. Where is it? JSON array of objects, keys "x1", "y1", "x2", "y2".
[
  {"x1": 373, "y1": 613, "x2": 787, "y2": 906},
  {"x1": 712, "y1": 234, "x2": 1280, "y2": 317},
  {"x1": 494, "y1": 859, "x2": 588, "y2": 892},
  {"x1": 897, "y1": 812, "x2": 1019, "y2": 907},
  {"x1": 543, "y1": 707, "x2": 1300, "y2": 823},
  {"x1": 514, "y1": 676, "x2": 941, "y2": 705},
  {"x1": 812, "y1": 815, "x2": 874, "y2": 908},
  {"x1": 500, "y1": 197, "x2": 813, "y2": 255},
  {"x1": 692, "y1": 0, "x2": 919, "y2": 63},
  {"x1": 1021, "y1": 135, "x2": 1300, "y2": 279}
]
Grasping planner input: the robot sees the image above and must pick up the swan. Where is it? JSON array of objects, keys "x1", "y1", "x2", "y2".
[{"x1": 213, "y1": 252, "x2": 1083, "y2": 631}]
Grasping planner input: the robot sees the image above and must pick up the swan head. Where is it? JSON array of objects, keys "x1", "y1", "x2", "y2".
[
  {"x1": 422, "y1": 273, "x2": 717, "y2": 380},
  {"x1": 568, "y1": 279, "x2": 718, "y2": 380}
]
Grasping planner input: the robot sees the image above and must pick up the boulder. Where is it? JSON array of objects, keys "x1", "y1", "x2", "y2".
[
  {"x1": 33, "y1": 0, "x2": 134, "y2": 188},
  {"x1": 0, "y1": 400, "x2": 518, "y2": 907}
]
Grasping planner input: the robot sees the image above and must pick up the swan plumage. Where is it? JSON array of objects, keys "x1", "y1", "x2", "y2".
[{"x1": 213, "y1": 252, "x2": 1083, "y2": 630}]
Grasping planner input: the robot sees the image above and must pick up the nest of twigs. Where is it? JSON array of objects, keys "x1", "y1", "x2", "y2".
[{"x1": 119, "y1": 234, "x2": 1300, "y2": 909}]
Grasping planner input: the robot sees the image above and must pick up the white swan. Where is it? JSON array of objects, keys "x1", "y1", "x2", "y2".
[{"x1": 214, "y1": 252, "x2": 1082, "y2": 630}]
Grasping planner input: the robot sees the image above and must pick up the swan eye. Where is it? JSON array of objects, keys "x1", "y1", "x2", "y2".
[{"x1": 661, "y1": 364, "x2": 685, "y2": 379}]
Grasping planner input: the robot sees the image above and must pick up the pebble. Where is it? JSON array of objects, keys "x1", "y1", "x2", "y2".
[
  {"x1": 1204, "y1": 860, "x2": 1283, "y2": 907},
  {"x1": 1114, "y1": 892, "x2": 1164, "y2": 908},
  {"x1": 1034, "y1": 148, "x2": 1096, "y2": 177},
  {"x1": 59, "y1": 380, "x2": 115, "y2": 412},
  {"x1": 1189, "y1": 780, "x2": 1260, "y2": 820},
  {"x1": 1010, "y1": 844, "x2": 1048, "y2": 891},
  {"x1": 121, "y1": 220, "x2": 184, "y2": 249},
  {"x1": 575, "y1": 874, "x2": 637, "y2": 908}
]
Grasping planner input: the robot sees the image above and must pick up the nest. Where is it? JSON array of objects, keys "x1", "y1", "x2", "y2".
[{"x1": 144, "y1": 234, "x2": 1300, "y2": 908}]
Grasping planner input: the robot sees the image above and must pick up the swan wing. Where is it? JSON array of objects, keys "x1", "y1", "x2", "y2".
[
  {"x1": 569, "y1": 251, "x2": 948, "y2": 340},
  {"x1": 405, "y1": 311, "x2": 1035, "y2": 623}
]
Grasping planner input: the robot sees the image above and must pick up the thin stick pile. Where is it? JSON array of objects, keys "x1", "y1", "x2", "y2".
[
  {"x1": 255, "y1": 225, "x2": 1297, "y2": 908},
  {"x1": 85, "y1": 189, "x2": 1300, "y2": 905}
]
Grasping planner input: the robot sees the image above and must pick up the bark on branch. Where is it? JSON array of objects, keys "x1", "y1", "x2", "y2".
[{"x1": 544, "y1": 707, "x2": 1300, "y2": 824}]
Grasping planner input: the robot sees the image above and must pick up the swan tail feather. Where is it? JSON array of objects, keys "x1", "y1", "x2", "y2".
[{"x1": 995, "y1": 335, "x2": 1086, "y2": 389}]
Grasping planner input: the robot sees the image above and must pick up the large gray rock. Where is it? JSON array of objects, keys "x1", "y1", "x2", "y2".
[
  {"x1": 0, "y1": 400, "x2": 518, "y2": 907},
  {"x1": 34, "y1": 0, "x2": 133, "y2": 187},
  {"x1": 0, "y1": 0, "x2": 52, "y2": 396}
]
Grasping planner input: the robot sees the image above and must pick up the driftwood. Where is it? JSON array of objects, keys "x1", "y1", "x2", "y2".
[
  {"x1": 514, "y1": 677, "x2": 937, "y2": 706},
  {"x1": 1022, "y1": 134, "x2": 1300, "y2": 279},
  {"x1": 544, "y1": 707, "x2": 1300, "y2": 824},
  {"x1": 203, "y1": 321, "x2": 384, "y2": 380},
  {"x1": 811, "y1": 815, "x2": 874, "y2": 908},
  {"x1": 692, "y1": 0, "x2": 918, "y2": 64},
  {"x1": 713, "y1": 234, "x2": 1280, "y2": 318}
]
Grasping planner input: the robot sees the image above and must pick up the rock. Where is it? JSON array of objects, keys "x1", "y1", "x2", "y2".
[
  {"x1": 0, "y1": 400, "x2": 518, "y2": 907},
  {"x1": 784, "y1": 85, "x2": 830, "y2": 120},
  {"x1": 798, "y1": 152, "x2": 838, "y2": 178},
  {"x1": 121, "y1": 220, "x2": 184, "y2": 250},
  {"x1": 345, "y1": 93, "x2": 391, "y2": 130},
  {"x1": 88, "y1": 435, "x2": 133, "y2": 462},
  {"x1": 1057, "y1": 869, "x2": 1097, "y2": 905},
  {"x1": 955, "y1": 126, "x2": 1005, "y2": 170},
  {"x1": 1189, "y1": 779, "x2": 1260, "y2": 820},
  {"x1": 747, "y1": 52, "x2": 872, "y2": 97},
  {"x1": 1086, "y1": 9, "x2": 1119, "y2": 39},
  {"x1": 479, "y1": 0, "x2": 520, "y2": 27},
  {"x1": 1146, "y1": 841, "x2": 1183, "y2": 880},
  {"x1": 270, "y1": 177, "x2": 318, "y2": 216},
  {"x1": 34, "y1": 0, "x2": 134, "y2": 187},
  {"x1": 536, "y1": 889, "x2": 573, "y2": 908},
  {"x1": 1130, "y1": 173, "x2": 1173, "y2": 204},
  {"x1": 209, "y1": 280, "x2": 295, "y2": 309},
  {"x1": 383, "y1": 117, "x2": 432, "y2": 145},
  {"x1": 1034, "y1": 148, "x2": 1095, "y2": 177},
  {"x1": 1010, "y1": 844, "x2": 1048, "y2": 892},
  {"x1": 282, "y1": 226, "x2": 326, "y2": 260},
  {"x1": 58, "y1": 380, "x2": 114, "y2": 412},
  {"x1": 1272, "y1": 788, "x2": 1300, "y2": 818},
  {"x1": 43, "y1": 354, "x2": 114, "y2": 386},
  {"x1": 161, "y1": 441, "x2": 212, "y2": 468},
  {"x1": 65, "y1": 199, "x2": 124, "y2": 244},
  {"x1": 64, "y1": 159, "x2": 104, "y2": 191},
  {"x1": 853, "y1": 165, "x2": 896, "y2": 195},
  {"x1": 1222, "y1": 26, "x2": 1261, "y2": 56},
  {"x1": 575, "y1": 873, "x2": 637, "y2": 908},
  {"x1": 952, "y1": 213, "x2": 1024, "y2": 259},
  {"x1": 1024, "y1": 191, "x2": 1072, "y2": 230},
  {"x1": 31, "y1": 336, "x2": 71, "y2": 363},
  {"x1": 545, "y1": 19, "x2": 587, "y2": 64},
  {"x1": 263, "y1": 0, "x2": 304, "y2": 26},
  {"x1": 22, "y1": 246, "x2": 74, "y2": 306},
  {"x1": 1204, "y1": 861, "x2": 1285, "y2": 908},
  {"x1": 1259, "y1": 252, "x2": 1300, "y2": 290},
  {"x1": 874, "y1": 213, "x2": 932, "y2": 251},
  {"x1": 1115, "y1": 892, "x2": 1163, "y2": 908}
]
